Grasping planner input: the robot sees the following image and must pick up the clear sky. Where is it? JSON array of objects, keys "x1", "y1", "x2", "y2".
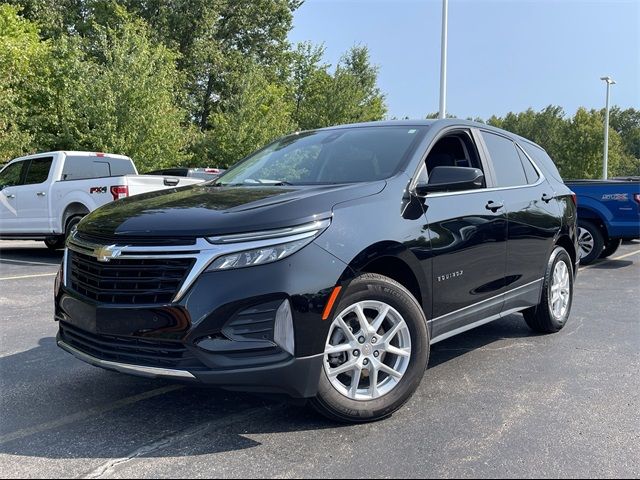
[{"x1": 289, "y1": 0, "x2": 639, "y2": 120}]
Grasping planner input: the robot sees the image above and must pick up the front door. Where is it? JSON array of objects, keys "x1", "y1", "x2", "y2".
[
  {"x1": 16, "y1": 157, "x2": 54, "y2": 233},
  {"x1": 0, "y1": 160, "x2": 28, "y2": 234},
  {"x1": 418, "y1": 128, "x2": 508, "y2": 341}
]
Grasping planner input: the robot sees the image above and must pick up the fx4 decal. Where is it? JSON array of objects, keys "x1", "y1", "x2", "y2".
[
  {"x1": 90, "y1": 186, "x2": 108, "y2": 194},
  {"x1": 602, "y1": 193, "x2": 628, "y2": 201}
]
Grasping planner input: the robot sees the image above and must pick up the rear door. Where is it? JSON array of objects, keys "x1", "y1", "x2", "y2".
[
  {"x1": 479, "y1": 130, "x2": 560, "y2": 312},
  {"x1": 16, "y1": 156, "x2": 55, "y2": 233},
  {"x1": 421, "y1": 127, "x2": 508, "y2": 342},
  {"x1": 0, "y1": 160, "x2": 28, "y2": 233}
]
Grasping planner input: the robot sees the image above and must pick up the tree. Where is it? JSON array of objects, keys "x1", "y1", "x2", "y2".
[
  {"x1": 0, "y1": 4, "x2": 47, "y2": 160},
  {"x1": 291, "y1": 44, "x2": 387, "y2": 130},
  {"x1": 191, "y1": 65, "x2": 296, "y2": 167}
]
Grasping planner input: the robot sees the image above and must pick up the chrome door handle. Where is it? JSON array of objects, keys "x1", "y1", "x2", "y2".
[
  {"x1": 36, "y1": 191, "x2": 47, "y2": 196},
  {"x1": 6, "y1": 194, "x2": 15, "y2": 199},
  {"x1": 485, "y1": 200, "x2": 504, "y2": 212}
]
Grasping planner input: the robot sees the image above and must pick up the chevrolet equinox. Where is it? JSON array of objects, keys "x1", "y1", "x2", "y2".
[{"x1": 55, "y1": 120, "x2": 579, "y2": 422}]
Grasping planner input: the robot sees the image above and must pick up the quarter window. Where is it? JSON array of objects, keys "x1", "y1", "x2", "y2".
[
  {"x1": 24, "y1": 157, "x2": 53, "y2": 185},
  {"x1": 481, "y1": 132, "x2": 527, "y2": 187},
  {"x1": 516, "y1": 145, "x2": 540, "y2": 184}
]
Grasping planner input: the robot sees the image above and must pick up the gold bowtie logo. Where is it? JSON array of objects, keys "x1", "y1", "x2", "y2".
[{"x1": 94, "y1": 245, "x2": 123, "y2": 262}]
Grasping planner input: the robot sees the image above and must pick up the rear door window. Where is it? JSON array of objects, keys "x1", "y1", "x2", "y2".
[
  {"x1": 62, "y1": 156, "x2": 135, "y2": 180},
  {"x1": 24, "y1": 157, "x2": 53, "y2": 185},
  {"x1": 481, "y1": 131, "x2": 527, "y2": 187}
]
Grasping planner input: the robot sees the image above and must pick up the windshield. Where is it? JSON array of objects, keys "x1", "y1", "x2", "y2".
[{"x1": 216, "y1": 126, "x2": 428, "y2": 186}]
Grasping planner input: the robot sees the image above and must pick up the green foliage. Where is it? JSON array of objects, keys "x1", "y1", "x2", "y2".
[
  {"x1": 0, "y1": 3, "x2": 45, "y2": 159},
  {"x1": 191, "y1": 65, "x2": 296, "y2": 168},
  {"x1": 487, "y1": 106, "x2": 639, "y2": 179}
]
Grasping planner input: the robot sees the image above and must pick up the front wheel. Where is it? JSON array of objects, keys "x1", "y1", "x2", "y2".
[
  {"x1": 523, "y1": 246, "x2": 573, "y2": 333},
  {"x1": 310, "y1": 273, "x2": 429, "y2": 423}
]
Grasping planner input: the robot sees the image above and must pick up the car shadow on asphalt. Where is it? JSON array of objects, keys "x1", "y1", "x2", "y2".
[
  {"x1": 0, "y1": 316, "x2": 537, "y2": 461},
  {"x1": 0, "y1": 245, "x2": 64, "y2": 265},
  {"x1": 586, "y1": 259, "x2": 634, "y2": 270}
]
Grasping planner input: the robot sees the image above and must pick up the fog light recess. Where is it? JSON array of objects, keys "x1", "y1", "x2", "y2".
[{"x1": 274, "y1": 299, "x2": 295, "y2": 356}]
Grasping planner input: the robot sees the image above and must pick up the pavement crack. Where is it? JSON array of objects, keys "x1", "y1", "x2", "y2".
[{"x1": 82, "y1": 404, "x2": 285, "y2": 479}]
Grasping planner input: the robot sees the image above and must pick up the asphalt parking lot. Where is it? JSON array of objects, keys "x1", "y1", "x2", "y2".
[{"x1": 0, "y1": 240, "x2": 638, "y2": 478}]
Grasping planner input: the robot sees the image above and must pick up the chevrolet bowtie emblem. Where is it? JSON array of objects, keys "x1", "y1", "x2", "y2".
[{"x1": 94, "y1": 245, "x2": 123, "y2": 262}]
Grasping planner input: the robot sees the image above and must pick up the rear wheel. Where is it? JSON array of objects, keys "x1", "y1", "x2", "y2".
[
  {"x1": 44, "y1": 215, "x2": 83, "y2": 251},
  {"x1": 577, "y1": 220, "x2": 604, "y2": 265},
  {"x1": 599, "y1": 238, "x2": 622, "y2": 259},
  {"x1": 523, "y1": 246, "x2": 573, "y2": 333},
  {"x1": 310, "y1": 273, "x2": 429, "y2": 423}
]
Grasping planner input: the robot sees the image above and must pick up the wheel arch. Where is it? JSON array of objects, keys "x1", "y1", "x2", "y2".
[
  {"x1": 339, "y1": 241, "x2": 428, "y2": 311},
  {"x1": 61, "y1": 202, "x2": 90, "y2": 234}
]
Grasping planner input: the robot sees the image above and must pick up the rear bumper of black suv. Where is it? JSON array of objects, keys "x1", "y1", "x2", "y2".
[{"x1": 54, "y1": 241, "x2": 349, "y2": 398}]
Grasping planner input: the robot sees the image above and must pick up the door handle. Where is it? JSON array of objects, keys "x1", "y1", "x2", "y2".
[
  {"x1": 6, "y1": 194, "x2": 15, "y2": 199},
  {"x1": 541, "y1": 193, "x2": 554, "y2": 203},
  {"x1": 36, "y1": 191, "x2": 47, "y2": 197},
  {"x1": 485, "y1": 200, "x2": 504, "y2": 212}
]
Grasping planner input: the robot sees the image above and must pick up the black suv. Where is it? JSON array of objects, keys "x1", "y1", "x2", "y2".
[{"x1": 55, "y1": 120, "x2": 578, "y2": 422}]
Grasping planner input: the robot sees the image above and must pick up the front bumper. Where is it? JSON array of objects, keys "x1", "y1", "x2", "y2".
[
  {"x1": 55, "y1": 242, "x2": 350, "y2": 398},
  {"x1": 57, "y1": 337, "x2": 324, "y2": 397}
]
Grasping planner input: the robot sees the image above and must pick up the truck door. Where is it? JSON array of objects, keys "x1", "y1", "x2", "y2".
[
  {"x1": 0, "y1": 160, "x2": 28, "y2": 234},
  {"x1": 16, "y1": 157, "x2": 54, "y2": 233}
]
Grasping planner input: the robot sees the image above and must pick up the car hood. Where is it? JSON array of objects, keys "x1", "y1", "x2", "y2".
[{"x1": 78, "y1": 181, "x2": 386, "y2": 238}]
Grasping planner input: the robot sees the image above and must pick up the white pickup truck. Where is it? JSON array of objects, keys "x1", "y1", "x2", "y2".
[{"x1": 0, "y1": 151, "x2": 204, "y2": 249}]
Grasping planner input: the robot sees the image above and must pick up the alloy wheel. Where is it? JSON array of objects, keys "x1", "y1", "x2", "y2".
[
  {"x1": 323, "y1": 300, "x2": 412, "y2": 401},
  {"x1": 549, "y1": 260, "x2": 570, "y2": 320},
  {"x1": 577, "y1": 227, "x2": 594, "y2": 260}
]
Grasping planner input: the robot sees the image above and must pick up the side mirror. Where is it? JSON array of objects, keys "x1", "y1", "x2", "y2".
[{"x1": 415, "y1": 166, "x2": 485, "y2": 195}]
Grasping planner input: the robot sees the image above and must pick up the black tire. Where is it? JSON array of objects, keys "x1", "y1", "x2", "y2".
[
  {"x1": 310, "y1": 273, "x2": 429, "y2": 423},
  {"x1": 599, "y1": 237, "x2": 622, "y2": 259},
  {"x1": 64, "y1": 215, "x2": 83, "y2": 240},
  {"x1": 44, "y1": 237, "x2": 65, "y2": 250},
  {"x1": 523, "y1": 246, "x2": 573, "y2": 334},
  {"x1": 577, "y1": 220, "x2": 604, "y2": 266},
  {"x1": 45, "y1": 215, "x2": 83, "y2": 250}
]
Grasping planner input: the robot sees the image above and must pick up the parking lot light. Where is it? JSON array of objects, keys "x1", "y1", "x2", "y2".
[{"x1": 600, "y1": 76, "x2": 616, "y2": 180}]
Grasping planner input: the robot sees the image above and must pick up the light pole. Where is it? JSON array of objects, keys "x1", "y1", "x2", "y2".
[
  {"x1": 600, "y1": 76, "x2": 616, "y2": 180},
  {"x1": 438, "y1": 0, "x2": 449, "y2": 119}
]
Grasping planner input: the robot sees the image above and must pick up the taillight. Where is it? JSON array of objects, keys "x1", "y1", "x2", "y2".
[
  {"x1": 634, "y1": 193, "x2": 640, "y2": 205},
  {"x1": 571, "y1": 192, "x2": 577, "y2": 206},
  {"x1": 110, "y1": 185, "x2": 129, "y2": 200}
]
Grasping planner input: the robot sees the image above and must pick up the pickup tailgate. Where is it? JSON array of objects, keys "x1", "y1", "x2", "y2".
[{"x1": 125, "y1": 175, "x2": 204, "y2": 197}]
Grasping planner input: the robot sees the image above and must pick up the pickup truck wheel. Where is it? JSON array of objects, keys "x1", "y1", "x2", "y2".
[
  {"x1": 44, "y1": 237, "x2": 65, "y2": 250},
  {"x1": 310, "y1": 273, "x2": 429, "y2": 423},
  {"x1": 577, "y1": 220, "x2": 604, "y2": 265},
  {"x1": 599, "y1": 238, "x2": 622, "y2": 259},
  {"x1": 523, "y1": 246, "x2": 573, "y2": 334}
]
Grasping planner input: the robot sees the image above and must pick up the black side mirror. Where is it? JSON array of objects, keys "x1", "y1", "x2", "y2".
[{"x1": 415, "y1": 166, "x2": 485, "y2": 195}]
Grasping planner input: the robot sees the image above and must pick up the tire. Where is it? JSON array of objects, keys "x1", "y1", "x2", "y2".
[
  {"x1": 599, "y1": 238, "x2": 622, "y2": 259},
  {"x1": 310, "y1": 273, "x2": 429, "y2": 423},
  {"x1": 45, "y1": 215, "x2": 83, "y2": 250},
  {"x1": 523, "y1": 246, "x2": 573, "y2": 334},
  {"x1": 44, "y1": 237, "x2": 65, "y2": 250},
  {"x1": 64, "y1": 215, "x2": 83, "y2": 240},
  {"x1": 577, "y1": 220, "x2": 604, "y2": 265}
]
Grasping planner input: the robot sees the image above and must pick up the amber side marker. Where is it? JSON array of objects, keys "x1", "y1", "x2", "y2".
[{"x1": 322, "y1": 286, "x2": 342, "y2": 320}]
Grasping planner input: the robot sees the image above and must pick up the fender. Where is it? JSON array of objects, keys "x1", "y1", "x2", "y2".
[{"x1": 52, "y1": 188, "x2": 99, "y2": 233}]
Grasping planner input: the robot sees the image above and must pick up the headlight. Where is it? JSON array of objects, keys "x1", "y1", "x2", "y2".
[{"x1": 205, "y1": 218, "x2": 330, "y2": 271}]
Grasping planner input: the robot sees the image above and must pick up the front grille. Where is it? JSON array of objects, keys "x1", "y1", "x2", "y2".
[
  {"x1": 60, "y1": 322, "x2": 205, "y2": 369},
  {"x1": 74, "y1": 231, "x2": 197, "y2": 247},
  {"x1": 68, "y1": 251, "x2": 194, "y2": 304}
]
